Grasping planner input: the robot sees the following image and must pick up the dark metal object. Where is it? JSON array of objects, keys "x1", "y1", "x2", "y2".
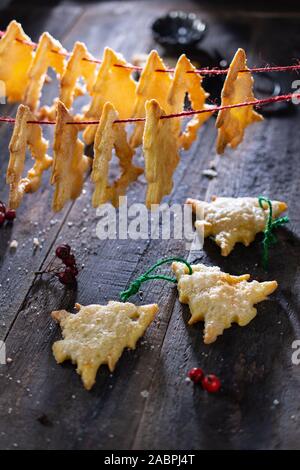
[
  {"x1": 151, "y1": 11, "x2": 295, "y2": 117},
  {"x1": 151, "y1": 13, "x2": 226, "y2": 104},
  {"x1": 152, "y1": 11, "x2": 206, "y2": 52}
]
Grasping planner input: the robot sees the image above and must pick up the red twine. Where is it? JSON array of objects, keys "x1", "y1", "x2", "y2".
[
  {"x1": 1, "y1": 29, "x2": 300, "y2": 76},
  {"x1": 0, "y1": 92, "x2": 298, "y2": 126}
]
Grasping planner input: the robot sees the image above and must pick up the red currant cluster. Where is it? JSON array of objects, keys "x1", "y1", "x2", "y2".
[
  {"x1": 36, "y1": 244, "x2": 79, "y2": 287},
  {"x1": 55, "y1": 244, "x2": 79, "y2": 285},
  {"x1": 0, "y1": 201, "x2": 16, "y2": 226},
  {"x1": 188, "y1": 367, "x2": 221, "y2": 393}
]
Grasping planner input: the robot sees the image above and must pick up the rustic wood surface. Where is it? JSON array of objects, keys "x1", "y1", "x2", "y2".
[{"x1": 0, "y1": 0, "x2": 299, "y2": 450}]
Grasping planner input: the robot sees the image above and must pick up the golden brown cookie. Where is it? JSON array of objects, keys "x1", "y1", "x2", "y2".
[
  {"x1": 143, "y1": 99, "x2": 180, "y2": 207},
  {"x1": 187, "y1": 196, "x2": 287, "y2": 256},
  {"x1": 172, "y1": 261, "x2": 277, "y2": 344},
  {"x1": 83, "y1": 47, "x2": 137, "y2": 145},
  {"x1": 52, "y1": 301, "x2": 158, "y2": 390},
  {"x1": 168, "y1": 54, "x2": 211, "y2": 150},
  {"x1": 0, "y1": 20, "x2": 34, "y2": 102},
  {"x1": 7, "y1": 104, "x2": 52, "y2": 209},
  {"x1": 91, "y1": 101, "x2": 142, "y2": 207},
  {"x1": 51, "y1": 101, "x2": 91, "y2": 212},
  {"x1": 130, "y1": 50, "x2": 172, "y2": 149},
  {"x1": 216, "y1": 48, "x2": 263, "y2": 154},
  {"x1": 24, "y1": 32, "x2": 66, "y2": 113}
]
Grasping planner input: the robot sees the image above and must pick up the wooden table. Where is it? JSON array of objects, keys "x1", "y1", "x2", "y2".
[{"x1": 0, "y1": 0, "x2": 299, "y2": 450}]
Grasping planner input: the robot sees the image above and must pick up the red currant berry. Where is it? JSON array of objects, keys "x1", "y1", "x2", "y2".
[
  {"x1": 0, "y1": 212, "x2": 5, "y2": 226},
  {"x1": 5, "y1": 209, "x2": 16, "y2": 221},
  {"x1": 188, "y1": 367, "x2": 204, "y2": 384},
  {"x1": 0, "y1": 201, "x2": 6, "y2": 214},
  {"x1": 202, "y1": 374, "x2": 221, "y2": 393},
  {"x1": 55, "y1": 244, "x2": 71, "y2": 260},
  {"x1": 57, "y1": 270, "x2": 76, "y2": 286},
  {"x1": 65, "y1": 265, "x2": 78, "y2": 277},
  {"x1": 63, "y1": 254, "x2": 76, "y2": 267}
]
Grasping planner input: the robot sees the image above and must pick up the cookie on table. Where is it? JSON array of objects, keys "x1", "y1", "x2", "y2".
[
  {"x1": 187, "y1": 196, "x2": 287, "y2": 256},
  {"x1": 172, "y1": 261, "x2": 277, "y2": 344},
  {"x1": 52, "y1": 301, "x2": 158, "y2": 390}
]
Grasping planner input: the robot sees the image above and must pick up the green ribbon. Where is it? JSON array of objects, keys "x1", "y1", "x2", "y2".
[
  {"x1": 120, "y1": 257, "x2": 193, "y2": 302},
  {"x1": 258, "y1": 196, "x2": 289, "y2": 270}
]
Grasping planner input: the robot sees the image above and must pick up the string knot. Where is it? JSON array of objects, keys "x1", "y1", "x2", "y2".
[
  {"x1": 119, "y1": 257, "x2": 193, "y2": 302},
  {"x1": 258, "y1": 196, "x2": 289, "y2": 270},
  {"x1": 120, "y1": 278, "x2": 144, "y2": 302}
]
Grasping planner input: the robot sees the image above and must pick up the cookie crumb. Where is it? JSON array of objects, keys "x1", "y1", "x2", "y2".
[
  {"x1": 9, "y1": 240, "x2": 18, "y2": 250},
  {"x1": 202, "y1": 169, "x2": 218, "y2": 179}
]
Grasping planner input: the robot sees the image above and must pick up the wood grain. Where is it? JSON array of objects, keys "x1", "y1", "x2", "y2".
[{"x1": 0, "y1": 1, "x2": 299, "y2": 450}]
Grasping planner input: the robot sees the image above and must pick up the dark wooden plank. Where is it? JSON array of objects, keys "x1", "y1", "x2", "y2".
[
  {"x1": 0, "y1": 0, "x2": 300, "y2": 451},
  {"x1": 0, "y1": 3, "x2": 84, "y2": 340},
  {"x1": 0, "y1": 0, "x2": 218, "y2": 450},
  {"x1": 133, "y1": 17, "x2": 300, "y2": 450}
]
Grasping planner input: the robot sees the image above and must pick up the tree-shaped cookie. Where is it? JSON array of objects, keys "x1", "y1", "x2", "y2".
[
  {"x1": 130, "y1": 50, "x2": 172, "y2": 148},
  {"x1": 167, "y1": 54, "x2": 211, "y2": 150},
  {"x1": 51, "y1": 101, "x2": 91, "y2": 212},
  {"x1": 187, "y1": 196, "x2": 287, "y2": 256},
  {"x1": 40, "y1": 41, "x2": 97, "y2": 119},
  {"x1": 52, "y1": 301, "x2": 158, "y2": 390},
  {"x1": 7, "y1": 104, "x2": 52, "y2": 209},
  {"x1": 0, "y1": 20, "x2": 34, "y2": 102},
  {"x1": 143, "y1": 99, "x2": 180, "y2": 207},
  {"x1": 59, "y1": 41, "x2": 97, "y2": 111},
  {"x1": 172, "y1": 261, "x2": 277, "y2": 344},
  {"x1": 216, "y1": 48, "x2": 263, "y2": 154},
  {"x1": 24, "y1": 32, "x2": 66, "y2": 113},
  {"x1": 83, "y1": 47, "x2": 137, "y2": 145},
  {"x1": 91, "y1": 101, "x2": 142, "y2": 207}
]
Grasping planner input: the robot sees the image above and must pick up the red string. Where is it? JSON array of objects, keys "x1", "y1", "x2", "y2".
[
  {"x1": 0, "y1": 116, "x2": 17, "y2": 123},
  {"x1": 115, "y1": 93, "x2": 300, "y2": 123},
  {"x1": 82, "y1": 57, "x2": 102, "y2": 65},
  {"x1": 0, "y1": 29, "x2": 70, "y2": 57},
  {"x1": 0, "y1": 92, "x2": 298, "y2": 126},
  {"x1": 160, "y1": 93, "x2": 299, "y2": 118},
  {"x1": 26, "y1": 120, "x2": 56, "y2": 124},
  {"x1": 1, "y1": 29, "x2": 300, "y2": 76}
]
